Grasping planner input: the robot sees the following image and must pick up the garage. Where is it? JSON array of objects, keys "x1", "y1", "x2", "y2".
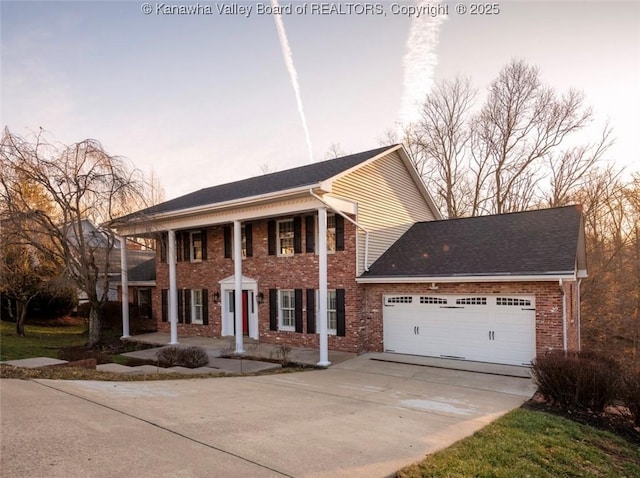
[{"x1": 383, "y1": 294, "x2": 536, "y2": 366}]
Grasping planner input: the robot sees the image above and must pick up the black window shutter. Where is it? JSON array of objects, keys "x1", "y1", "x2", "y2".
[
  {"x1": 159, "y1": 233, "x2": 167, "y2": 263},
  {"x1": 177, "y1": 289, "x2": 184, "y2": 324},
  {"x1": 183, "y1": 232, "x2": 190, "y2": 262},
  {"x1": 295, "y1": 289, "x2": 303, "y2": 333},
  {"x1": 336, "y1": 288, "x2": 346, "y2": 336},
  {"x1": 268, "y1": 221, "x2": 276, "y2": 256},
  {"x1": 306, "y1": 289, "x2": 316, "y2": 333},
  {"x1": 201, "y1": 230, "x2": 207, "y2": 261},
  {"x1": 202, "y1": 289, "x2": 209, "y2": 325},
  {"x1": 245, "y1": 223, "x2": 253, "y2": 257},
  {"x1": 293, "y1": 217, "x2": 302, "y2": 254},
  {"x1": 185, "y1": 289, "x2": 192, "y2": 324},
  {"x1": 223, "y1": 226, "x2": 232, "y2": 258},
  {"x1": 305, "y1": 215, "x2": 315, "y2": 253},
  {"x1": 161, "y1": 289, "x2": 168, "y2": 322},
  {"x1": 335, "y1": 215, "x2": 345, "y2": 251},
  {"x1": 269, "y1": 289, "x2": 278, "y2": 331}
]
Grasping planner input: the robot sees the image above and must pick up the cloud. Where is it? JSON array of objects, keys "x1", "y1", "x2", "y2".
[
  {"x1": 398, "y1": 3, "x2": 448, "y2": 134},
  {"x1": 271, "y1": 0, "x2": 314, "y2": 162}
]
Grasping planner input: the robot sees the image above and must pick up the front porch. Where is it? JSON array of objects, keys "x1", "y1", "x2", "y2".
[{"x1": 122, "y1": 332, "x2": 357, "y2": 367}]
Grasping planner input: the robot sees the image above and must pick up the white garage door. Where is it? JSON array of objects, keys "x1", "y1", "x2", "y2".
[{"x1": 383, "y1": 294, "x2": 536, "y2": 366}]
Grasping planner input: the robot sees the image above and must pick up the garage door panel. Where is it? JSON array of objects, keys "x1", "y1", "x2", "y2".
[{"x1": 383, "y1": 294, "x2": 535, "y2": 366}]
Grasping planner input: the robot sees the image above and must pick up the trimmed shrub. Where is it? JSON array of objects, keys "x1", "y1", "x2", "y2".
[
  {"x1": 156, "y1": 346, "x2": 209, "y2": 368},
  {"x1": 531, "y1": 350, "x2": 620, "y2": 413}
]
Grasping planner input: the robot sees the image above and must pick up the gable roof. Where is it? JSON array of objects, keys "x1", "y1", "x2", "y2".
[
  {"x1": 359, "y1": 205, "x2": 586, "y2": 282},
  {"x1": 117, "y1": 145, "x2": 396, "y2": 222}
]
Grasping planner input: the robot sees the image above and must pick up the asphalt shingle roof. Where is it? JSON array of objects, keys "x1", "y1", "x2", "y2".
[
  {"x1": 120, "y1": 145, "x2": 394, "y2": 221},
  {"x1": 361, "y1": 205, "x2": 583, "y2": 278}
]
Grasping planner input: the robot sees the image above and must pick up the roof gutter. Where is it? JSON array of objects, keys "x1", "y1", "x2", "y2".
[
  {"x1": 356, "y1": 273, "x2": 578, "y2": 284},
  {"x1": 309, "y1": 189, "x2": 371, "y2": 272}
]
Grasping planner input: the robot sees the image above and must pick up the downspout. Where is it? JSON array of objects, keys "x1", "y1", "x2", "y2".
[
  {"x1": 577, "y1": 278, "x2": 582, "y2": 351},
  {"x1": 560, "y1": 279, "x2": 567, "y2": 351},
  {"x1": 309, "y1": 190, "x2": 370, "y2": 271}
]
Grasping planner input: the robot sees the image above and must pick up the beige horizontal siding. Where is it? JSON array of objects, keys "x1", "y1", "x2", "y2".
[{"x1": 331, "y1": 150, "x2": 437, "y2": 274}]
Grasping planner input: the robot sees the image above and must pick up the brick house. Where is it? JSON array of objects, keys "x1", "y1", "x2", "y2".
[{"x1": 111, "y1": 145, "x2": 586, "y2": 366}]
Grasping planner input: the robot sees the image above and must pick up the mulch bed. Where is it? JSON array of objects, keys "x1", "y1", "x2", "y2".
[{"x1": 522, "y1": 392, "x2": 640, "y2": 445}]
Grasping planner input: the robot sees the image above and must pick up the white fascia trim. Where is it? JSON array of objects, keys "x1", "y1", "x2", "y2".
[
  {"x1": 356, "y1": 274, "x2": 578, "y2": 284},
  {"x1": 113, "y1": 184, "x2": 324, "y2": 234}
]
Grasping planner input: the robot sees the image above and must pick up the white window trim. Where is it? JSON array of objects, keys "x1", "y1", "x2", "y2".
[
  {"x1": 191, "y1": 289, "x2": 204, "y2": 325},
  {"x1": 277, "y1": 219, "x2": 295, "y2": 257},
  {"x1": 316, "y1": 289, "x2": 337, "y2": 335},
  {"x1": 190, "y1": 231, "x2": 203, "y2": 262},
  {"x1": 279, "y1": 289, "x2": 296, "y2": 331}
]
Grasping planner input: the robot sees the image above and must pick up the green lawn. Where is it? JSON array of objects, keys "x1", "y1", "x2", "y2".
[
  {"x1": 0, "y1": 320, "x2": 87, "y2": 361},
  {"x1": 398, "y1": 408, "x2": 640, "y2": 478}
]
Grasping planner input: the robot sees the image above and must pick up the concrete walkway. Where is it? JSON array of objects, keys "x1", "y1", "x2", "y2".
[
  {"x1": 122, "y1": 332, "x2": 357, "y2": 367},
  {"x1": 1, "y1": 355, "x2": 537, "y2": 478}
]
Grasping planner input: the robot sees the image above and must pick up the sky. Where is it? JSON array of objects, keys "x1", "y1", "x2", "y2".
[{"x1": 2, "y1": 0, "x2": 639, "y2": 201}]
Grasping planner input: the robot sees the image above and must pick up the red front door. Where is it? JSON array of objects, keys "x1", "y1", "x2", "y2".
[
  {"x1": 242, "y1": 290, "x2": 249, "y2": 335},
  {"x1": 231, "y1": 290, "x2": 250, "y2": 336}
]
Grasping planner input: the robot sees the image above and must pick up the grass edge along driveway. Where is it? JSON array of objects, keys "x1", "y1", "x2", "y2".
[{"x1": 398, "y1": 408, "x2": 640, "y2": 478}]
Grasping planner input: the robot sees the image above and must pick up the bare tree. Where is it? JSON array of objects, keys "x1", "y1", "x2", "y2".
[
  {"x1": 323, "y1": 142, "x2": 346, "y2": 160},
  {"x1": 0, "y1": 128, "x2": 146, "y2": 347},
  {"x1": 408, "y1": 77, "x2": 476, "y2": 218},
  {"x1": 475, "y1": 60, "x2": 594, "y2": 214},
  {"x1": 402, "y1": 59, "x2": 607, "y2": 217},
  {"x1": 0, "y1": 241, "x2": 61, "y2": 335},
  {"x1": 545, "y1": 125, "x2": 614, "y2": 207}
]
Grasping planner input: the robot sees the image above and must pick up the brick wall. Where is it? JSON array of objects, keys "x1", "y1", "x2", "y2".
[
  {"x1": 150, "y1": 218, "x2": 580, "y2": 358},
  {"x1": 152, "y1": 216, "x2": 365, "y2": 353}
]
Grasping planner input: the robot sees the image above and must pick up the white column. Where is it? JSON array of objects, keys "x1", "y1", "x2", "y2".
[
  {"x1": 317, "y1": 207, "x2": 331, "y2": 366},
  {"x1": 168, "y1": 229, "x2": 179, "y2": 345},
  {"x1": 119, "y1": 236, "x2": 130, "y2": 338},
  {"x1": 233, "y1": 220, "x2": 244, "y2": 354}
]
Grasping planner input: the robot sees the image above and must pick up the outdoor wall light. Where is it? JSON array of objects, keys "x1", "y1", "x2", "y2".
[
  {"x1": 256, "y1": 292, "x2": 264, "y2": 304},
  {"x1": 213, "y1": 291, "x2": 220, "y2": 303}
]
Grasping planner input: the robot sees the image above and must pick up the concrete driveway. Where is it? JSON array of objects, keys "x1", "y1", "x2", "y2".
[{"x1": 1, "y1": 355, "x2": 537, "y2": 478}]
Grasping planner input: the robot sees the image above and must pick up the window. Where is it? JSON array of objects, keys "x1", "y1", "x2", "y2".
[
  {"x1": 279, "y1": 290, "x2": 296, "y2": 331},
  {"x1": 278, "y1": 220, "x2": 294, "y2": 256},
  {"x1": 192, "y1": 289, "x2": 204, "y2": 324},
  {"x1": 455, "y1": 297, "x2": 487, "y2": 305},
  {"x1": 420, "y1": 296, "x2": 447, "y2": 304},
  {"x1": 327, "y1": 214, "x2": 336, "y2": 253},
  {"x1": 327, "y1": 290, "x2": 337, "y2": 333},
  {"x1": 190, "y1": 231, "x2": 203, "y2": 261},
  {"x1": 497, "y1": 297, "x2": 532, "y2": 307},
  {"x1": 240, "y1": 224, "x2": 247, "y2": 259},
  {"x1": 387, "y1": 296, "x2": 413, "y2": 304}
]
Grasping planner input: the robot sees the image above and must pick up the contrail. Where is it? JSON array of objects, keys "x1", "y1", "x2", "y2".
[
  {"x1": 272, "y1": 0, "x2": 314, "y2": 162},
  {"x1": 398, "y1": 2, "x2": 448, "y2": 136}
]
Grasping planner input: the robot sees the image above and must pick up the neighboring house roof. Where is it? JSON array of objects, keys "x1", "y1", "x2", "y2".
[
  {"x1": 113, "y1": 258, "x2": 156, "y2": 285},
  {"x1": 128, "y1": 258, "x2": 156, "y2": 282},
  {"x1": 359, "y1": 205, "x2": 587, "y2": 282},
  {"x1": 116, "y1": 145, "x2": 396, "y2": 222}
]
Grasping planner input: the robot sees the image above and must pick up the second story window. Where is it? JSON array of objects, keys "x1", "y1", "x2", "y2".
[
  {"x1": 191, "y1": 231, "x2": 203, "y2": 261},
  {"x1": 278, "y1": 219, "x2": 294, "y2": 256},
  {"x1": 327, "y1": 214, "x2": 336, "y2": 253}
]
